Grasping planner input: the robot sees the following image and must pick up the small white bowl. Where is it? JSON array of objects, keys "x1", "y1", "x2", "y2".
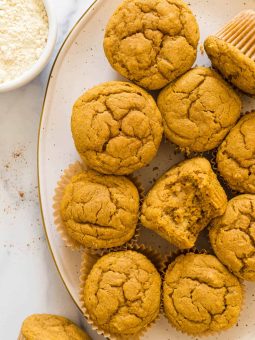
[{"x1": 0, "y1": 0, "x2": 57, "y2": 93}]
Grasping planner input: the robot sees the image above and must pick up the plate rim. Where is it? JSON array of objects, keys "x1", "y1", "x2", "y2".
[{"x1": 37, "y1": 0, "x2": 99, "y2": 314}]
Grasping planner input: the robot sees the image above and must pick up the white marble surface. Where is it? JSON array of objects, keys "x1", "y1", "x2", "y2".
[{"x1": 0, "y1": 1, "x2": 96, "y2": 339}]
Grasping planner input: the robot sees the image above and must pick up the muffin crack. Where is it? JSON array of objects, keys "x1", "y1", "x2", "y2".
[
  {"x1": 84, "y1": 252, "x2": 161, "y2": 335},
  {"x1": 158, "y1": 67, "x2": 241, "y2": 152},
  {"x1": 210, "y1": 195, "x2": 255, "y2": 280},
  {"x1": 72, "y1": 82, "x2": 162, "y2": 174},
  {"x1": 104, "y1": 0, "x2": 199, "y2": 90},
  {"x1": 163, "y1": 254, "x2": 243, "y2": 335}
]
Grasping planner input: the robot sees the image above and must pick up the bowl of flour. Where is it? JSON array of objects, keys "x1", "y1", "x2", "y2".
[{"x1": 0, "y1": 0, "x2": 57, "y2": 92}]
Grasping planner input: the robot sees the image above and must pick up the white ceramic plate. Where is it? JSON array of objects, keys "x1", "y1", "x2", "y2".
[{"x1": 38, "y1": 0, "x2": 255, "y2": 339}]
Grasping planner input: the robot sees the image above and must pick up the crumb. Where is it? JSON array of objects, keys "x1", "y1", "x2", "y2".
[
  {"x1": 4, "y1": 163, "x2": 10, "y2": 169},
  {"x1": 200, "y1": 44, "x2": 204, "y2": 55},
  {"x1": 12, "y1": 151, "x2": 22, "y2": 158},
  {"x1": 19, "y1": 191, "x2": 25, "y2": 199}
]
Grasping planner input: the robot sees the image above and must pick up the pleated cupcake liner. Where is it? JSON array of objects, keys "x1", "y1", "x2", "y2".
[
  {"x1": 162, "y1": 248, "x2": 246, "y2": 337},
  {"x1": 79, "y1": 244, "x2": 164, "y2": 340},
  {"x1": 53, "y1": 161, "x2": 83, "y2": 251},
  {"x1": 52, "y1": 161, "x2": 144, "y2": 254},
  {"x1": 216, "y1": 10, "x2": 255, "y2": 61}
]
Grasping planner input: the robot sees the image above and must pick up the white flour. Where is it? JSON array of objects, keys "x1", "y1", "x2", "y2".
[{"x1": 0, "y1": 0, "x2": 49, "y2": 84}]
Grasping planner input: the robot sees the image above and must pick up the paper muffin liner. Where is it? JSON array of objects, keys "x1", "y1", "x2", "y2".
[
  {"x1": 162, "y1": 248, "x2": 246, "y2": 337},
  {"x1": 216, "y1": 10, "x2": 255, "y2": 61},
  {"x1": 175, "y1": 139, "x2": 222, "y2": 162},
  {"x1": 53, "y1": 161, "x2": 83, "y2": 251},
  {"x1": 79, "y1": 244, "x2": 164, "y2": 340},
  {"x1": 52, "y1": 161, "x2": 143, "y2": 253}
]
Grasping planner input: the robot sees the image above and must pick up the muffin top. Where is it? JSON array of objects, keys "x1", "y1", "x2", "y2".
[
  {"x1": 60, "y1": 170, "x2": 139, "y2": 248},
  {"x1": 84, "y1": 251, "x2": 161, "y2": 336},
  {"x1": 157, "y1": 67, "x2": 241, "y2": 152},
  {"x1": 217, "y1": 112, "x2": 255, "y2": 193},
  {"x1": 210, "y1": 194, "x2": 255, "y2": 281},
  {"x1": 204, "y1": 36, "x2": 255, "y2": 95},
  {"x1": 104, "y1": 0, "x2": 199, "y2": 90},
  {"x1": 141, "y1": 157, "x2": 227, "y2": 249},
  {"x1": 163, "y1": 253, "x2": 243, "y2": 335},
  {"x1": 71, "y1": 81, "x2": 163, "y2": 175},
  {"x1": 21, "y1": 314, "x2": 90, "y2": 340}
]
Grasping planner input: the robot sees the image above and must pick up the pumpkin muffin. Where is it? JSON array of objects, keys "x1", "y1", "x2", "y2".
[
  {"x1": 157, "y1": 67, "x2": 241, "y2": 153},
  {"x1": 20, "y1": 314, "x2": 90, "y2": 340},
  {"x1": 141, "y1": 157, "x2": 227, "y2": 249},
  {"x1": 60, "y1": 170, "x2": 139, "y2": 249},
  {"x1": 83, "y1": 251, "x2": 161, "y2": 336},
  {"x1": 104, "y1": 0, "x2": 199, "y2": 90},
  {"x1": 204, "y1": 10, "x2": 255, "y2": 95},
  {"x1": 217, "y1": 112, "x2": 255, "y2": 193},
  {"x1": 71, "y1": 81, "x2": 163, "y2": 175},
  {"x1": 210, "y1": 194, "x2": 255, "y2": 281},
  {"x1": 163, "y1": 253, "x2": 243, "y2": 335}
]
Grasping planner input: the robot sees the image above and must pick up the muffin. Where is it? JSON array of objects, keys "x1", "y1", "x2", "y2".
[
  {"x1": 157, "y1": 67, "x2": 241, "y2": 153},
  {"x1": 83, "y1": 251, "x2": 161, "y2": 337},
  {"x1": 204, "y1": 10, "x2": 255, "y2": 95},
  {"x1": 20, "y1": 314, "x2": 90, "y2": 340},
  {"x1": 141, "y1": 157, "x2": 227, "y2": 249},
  {"x1": 217, "y1": 112, "x2": 255, "y2": 193},
  {"x1": 210, "y1": 194, "x2": 255, "y2": 281},
  {"x1": 163, "y1": 253, "x2": 243, "y2": 335},
  {"x1": 60, "y1": 170, "x2": 139, "y2": 248},
  {"x1": 71, "y1": 81, "x2": 163, "y2": 175},
  {"x1": 104, "y1": 0, "x2": 199, "y2": 90}
]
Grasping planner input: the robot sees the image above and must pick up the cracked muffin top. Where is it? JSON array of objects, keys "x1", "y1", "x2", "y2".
[
  {"x1": 71, "y1": 81, "x2": 163, "y2": 175},
  {"x1": 217, "y1": 112, "x2": 255, "y2": 193},
  {"x1": 21, "y1": 314, "x2": 90, "y2": 340},
  {"x1": 60, "y1": 170, "x2": 139, "y2": 249},
  {"x1": 210, "y1": 194, "x2": 255, "y2": 281},
  {"x1": 141, "y1": 157, "x2": 227, "y2": 249},
  {"x1": 83, "y1": 251, "x2": 161, "y2": 336},
  {"x1": 163, "y1": 253, "x2": 243, "y2": 335},
  {"x1": 104, "y1": 0, "x2": 199, "y2": 90},
  {"x1": 157, "y1": 67, "x2": 241, "y2": 153},
  {"x1": 205, "y1": 36, "x2": 255, "y2": 95}
]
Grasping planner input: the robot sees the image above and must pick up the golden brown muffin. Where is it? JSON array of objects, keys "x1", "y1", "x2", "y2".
[
  {"x1": 205, "y1": 36, "x2": 255, "y2": 95},
  {"x1": 163, "y1": 253, "x2": 243, "y2": 335},
  {"x1": 157, "y1": 67, "x2": 241, "y2": 153},
  {"x1": 83, "y1": 251, "x2": 161, "y2": 336},
  {"x1": 204, "y1": 9, "x2": 255, "y2": 95},
  {"x1": 210, "y1": 194, "x2": 255, "y2": 281},
  {"x1": 104, "y1": 0, "x2": 199, "y2": 90},
  {"x1": 60, "y1": 170, "x2": 139, "y2": 248},
  {"x1": 217, "y1": 112, "x2": 255, "y2": 193},
  {"x1": 71, "y1": 81, "x2": 163, "y2": 175},
  {"x1": 20, "y1": 314, "x2": 90, "y2": 340},
  {"x1": 141, "y1": 157, "x2": 227, "y2": 249}
]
